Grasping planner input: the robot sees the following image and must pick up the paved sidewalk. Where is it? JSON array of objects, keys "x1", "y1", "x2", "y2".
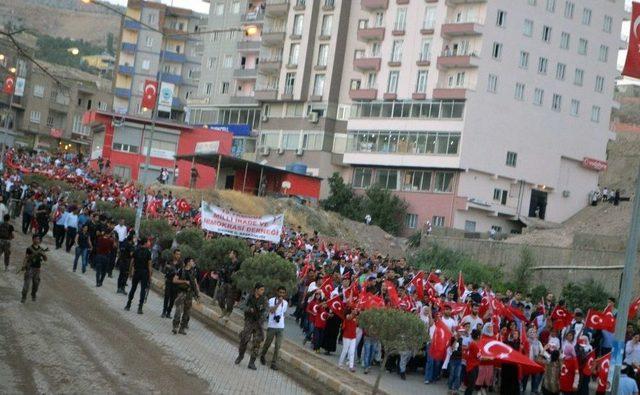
[{"x1": 46, "y1": 245, "x2": 309, "y2": 395}]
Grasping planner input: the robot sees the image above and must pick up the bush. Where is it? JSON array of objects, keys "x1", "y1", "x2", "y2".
[
  {"x1": 175, "y1": 228, "x2": 205, "y2": 250},
  {"x1": 231, "y1": 252, "x2": 297, "y2": 296},
  {"x1": 512, "y1": 247, "x2": 535, "y2": 293},
  {"x1": 140, "y1": 219, "x2": 175, "y2": 249},
  {"x1": 198, "y1": 237, "x2": 251, "y2": 272},
  {"x1": 407, "y1": 231, "x2": 422, "y2": 249},
  {"x1": 530, "y1": 285, "x2": 549, "y2": 303},
  {"x1": 561, "y1": 279, "x2": 612, "y2": 312}
]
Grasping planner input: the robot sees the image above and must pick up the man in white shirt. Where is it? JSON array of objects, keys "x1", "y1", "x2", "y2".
[
  {"x1": 64, "y1": 207, "x2": 79, "y2": 253},
  {"x1": 113, "y1": 219, "x2": 128, "y2": 248},
  {"x1": 0, "y1": 196, "x2": 8, "y2": 223},
  {"x1": 259, "y1": 286, "x2": 288, "y2": 370},
  {"x1": 461, "y1": 303, "x2": 484, "y2": 333},
  {"x1": 441, "y1": 305, "x2": 458, "y2": 332}
]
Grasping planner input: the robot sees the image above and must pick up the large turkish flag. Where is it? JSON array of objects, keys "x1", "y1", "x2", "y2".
[
  {"x1": 141, "y1": 80, "x2": 158, "y2": 110},
  {"x1": 3, "y1": 75, "x2": 15, "y2": 94},
  {"x1": 623, "y1": 2, "x2": 640, "y2": 78}
]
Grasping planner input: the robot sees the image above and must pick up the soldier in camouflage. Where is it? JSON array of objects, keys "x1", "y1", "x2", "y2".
[
  {"x1": 235, "y1": 282, "x2": 268, "y2": 370},
  {"x1": 172, "y1": 257, "x2": 200, "y2": 335},
  {"x1": 21, "y1": 235, "x2": 47, "y2": 303}
]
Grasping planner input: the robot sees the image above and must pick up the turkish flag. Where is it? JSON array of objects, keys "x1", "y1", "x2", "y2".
[
  {"x1": 409, "y1": 271, "x2": 424, "y2": 300},
  {"x1": 585, "y1": 309, "x2": 616, "y2": 332},
  {"x1": 3, "y1": 75, "x2": 15, "y2": 94},
  {"x1": 429, "y1": 319, "x2": 453, "y2": 361},
  {"x1": 629, "y1": 296, "x2": 640, "y2": 319},
  {"x1": 477, "y1": 337, "x2": 544, "y2": 374},
  {"x1": 358, "y1": 293, "x2": 384, "y2": 310},
  {"x1": 176, "y1": 198, "x2": 191, "y2": 213},
  {"x1": 344, "y1": 282, "x2": 359, "y2": 300},
  {"x1": 319, "y1": 277, "x2": 334, "y2": 299},
  {"x1": 326, "y1": 294, "x2": 345, "y2": 320},
  {"x1": 507, "y1": 306, "x2": 528, "y2": 323},
  {"x1": 384, "y1": 280, "x2": 400, "y2": 308},
  {"x1": 581, "y1": 350, "x2": 596, "y2": 377},
  {"x1": 449, "y1": 302, "x2": 469, "y2": 317},
  {"x1": 540, "y1": 297, "x2": 546, "y2": 316},
  {"x1": 550, "y1": 305, "x2": 573, "y2": 330},
  {"x1": 427, "y1": 272, "x2": 442, "y2": 284},
  {"x1": 298, "y1": 263, "x2": 311, "y2": 279},
  {"x1": 595, "y1": 353, "x2": 611, "y2": 393},
  {"x1": 479, "y1": 295, "x2": 491, "y2": 317},
  {"x1": 623, "y1": 2, "x2": 640, "y2": 78},
  {"x1": 520, "y1": 324, "x2": 529, "y2": 355},
  {"x1": 141, "y1": 79, "x2": 158, "y2": 110},
  {"x1": 399, "y1": 295, "x2": 414, "y2": 312},
  {"x1": 559, "y1": 357, "x2": 579, "y2": 393},
  {"x1": 457, "y1": 271, "x2": 465, "y2": 299}
]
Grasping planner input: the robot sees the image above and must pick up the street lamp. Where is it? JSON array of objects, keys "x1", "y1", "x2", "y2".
[
  {"x1": 68, "y1": 47, "x2": 80, "y2": 56},
  {"x1": 8, "y1": 67, "x2": 16, "y2": 74},
  {"x1": 0, "y1": 54, "x2": 4, "y2": 61}
]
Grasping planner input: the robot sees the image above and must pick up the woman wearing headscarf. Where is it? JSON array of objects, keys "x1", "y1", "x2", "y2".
[{"x1": 522, "y1": 327, "x2": 545, "y2": 394}]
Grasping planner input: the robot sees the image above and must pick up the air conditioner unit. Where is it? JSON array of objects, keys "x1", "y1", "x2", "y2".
[
  {"x1": 261, "y1": 113, "x2": 269, "y2": 122},
  {"x1": 562, "y1": 190, "x2": 570, "y2": 198},
  {"x1": 260, "y1": 146, "x2": 270, "y2": 156},
  {"x1": 277, "y1": 147, "x2": 285, "y2": 155},
  {"x1": 296, "y1": 148, "x2": 304, "y2": 156},
  {"x1": 308, "y1": 111, "x2": 319, "y2": 123}
]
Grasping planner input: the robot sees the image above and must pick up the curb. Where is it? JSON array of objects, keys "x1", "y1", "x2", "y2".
[{"x1": 149, "y1": 276, "x2": 384, "y2": 395}]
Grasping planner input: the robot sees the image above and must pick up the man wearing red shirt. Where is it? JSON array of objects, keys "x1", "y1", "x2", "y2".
[
  {"x1": 338, "y1": 307, "x2": 359, "y2": 372},
  {"x1": 94, "y1": 230, "x2": 115, "y2": 287},
  {"x1": 464, "y1": 329, "x2": 481, "y2": 395},
  {"x1": 559, "y1": 357, "x2": 579, "y2": 394}
]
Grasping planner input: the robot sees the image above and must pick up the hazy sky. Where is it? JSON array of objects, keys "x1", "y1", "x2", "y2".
[{"x1": 105, "y1": 0, "x2": 210, "y2": 14}]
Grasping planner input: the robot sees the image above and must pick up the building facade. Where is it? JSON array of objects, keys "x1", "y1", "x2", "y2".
[{"x1": 113, "y1": 0, "x2": 206, "y2": 121}]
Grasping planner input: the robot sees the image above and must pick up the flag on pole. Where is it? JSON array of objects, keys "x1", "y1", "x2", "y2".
[{"x1": 623, "y1": 2, "x2": 640, "y2": 78}]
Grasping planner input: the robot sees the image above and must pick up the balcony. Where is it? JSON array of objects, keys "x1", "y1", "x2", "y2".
[
  {"x1": 241, "y1": 11, "x2": 265, "y2": 23},
  {"x1": 255, "y1": 88, "x2": 278, "y2": 100},
  {"x1": 353, "y1": 57, "x2": 381, "y2": 71},
  {"x1": 121, "y1": 42, "x2": 137, "y2": 53},
  {"x1": 230, "y1": 95, "x2": 257, "y2": 104},
  {"x1": 293, "y1": 0, "x2": 306, "y2": 10},
  {"x1": 357, "y1": 27, "x2": 385, "y2": 41},
  {"x1": 349, "y1": 88, "x2": 378, "y2": 100},
  {"x1": 118, "y1": 64, "x2": 135, "y2": 75},
  {"x1": 123, "y1": 19, "x2": 141, "y2": 30},
  {"x1": 433, "y1": 87, "x2": 471, "y2": 100},
  {"x1": 233, "y1": 68, "x2": 258, "y2": 79},
  {"x1": 265, "y1": 0, "x2": 289, "y2": 16},
  {"x1": 446, "y1": 0, "x2": 486, "y2": 4},
  {"x1": 262, "y1": 31, "x2": 286, "y2": 45},
  {"x1": 160, "y1": 73, "x2": 182, "y2": 85},
  {"x1": 361, "y1": 0, "x2": 389, "y2": 10},
  {"x1": 436, "y1": 53, "x2": 480, "y2": 69},
  {"x1": 161, "y1": 51, "x2": 186, "y2": 63},
  {"x1": 259, "y1": 58, "x2": 282, "y2": 73},
  {"x1": 237, "y1": 41, "x2": 261, "y2": 52},
  {"x1": 115, "y1": 88, "x2": 132, "y2": 99},
  {"x1": 441, "y1": 19, "x2": 484, "y2": 37},
  {"x1": 323, "y1": 0, "x2": 336, "y2": 10}
]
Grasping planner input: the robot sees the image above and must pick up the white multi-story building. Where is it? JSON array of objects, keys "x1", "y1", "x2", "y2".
[{"x1": 194, "y1": 0, "x2": 625, "y2": 236}]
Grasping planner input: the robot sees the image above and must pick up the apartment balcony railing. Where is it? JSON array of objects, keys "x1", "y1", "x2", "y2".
[
  {"x1": 255, "y1": 87, "x2": 278, "y2": 100},
  {"x1": 161, "y1": 51, "x2": 186, "y2": 63},
  {"x1": 265, "y1": 0, "x2": 289, "y2": 16},
  {"x1": 121, "y1": 42, "x2": 137, "y2": 53},
  {"x1": 353, "y1": 57, "x2": 382, "y2": 71},
  {"x1": 123, "y1": 19, "x2": 141, "y2": 30},
  {"x1": 350, "y1": 99, "x2": 465, "y2": 119},
  {"x1": 230, "y1": 95, "x2": 257, "y2": 104},
  {"x1": 361, "y1": 0, "x2": 389, "y2": 10},
  {"x1": 115, "y1": 88, "x2": 132, "y2": 99},
  {"x1": 441, "y1": 17, "x2": 484, "y2": 37},
  {"x1": 357, "y1": 27, "x2": 386, "y2": 41},
  {"x1": 349, "y1": 88, "x2": 378, "y2": 100},
  {"x1": 436, "y1": 51, "x2": 480, "y2": 69},
  {"x1": 242, "y1": 11, "x2": 265, "y2": 23},
  {"x1": 237, "y1": 41, "x2": 261, "y2": 51},
  {"x1": 433, "y1": 84, "x2": 473, "y2": 100},
  {"x1": 446, "y1": 0, "x2": 486, "y2": 4},
  {"x1": 258, "y1": 58, "x2": 282, "y2": 73},
  {"x1": 262, "y1": 31, "x2": 286, "y2": 45},
  {"x1": 118, "y1": 64, "x2": 135, "y2": 75},
  {"x1": 233, "y1": 68, "x2": 258, "y2": 79},
  {"x1": 160, "y1": 73, "x2": 182, "y2": 85}
]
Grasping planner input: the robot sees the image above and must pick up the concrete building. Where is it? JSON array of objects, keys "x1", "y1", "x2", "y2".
[
  {"x1": 113, "y1": 0, "x2": 206, "y2": 121},
  {"x1": 81, "y1": 53, "x2": 116, "y2": 73}
]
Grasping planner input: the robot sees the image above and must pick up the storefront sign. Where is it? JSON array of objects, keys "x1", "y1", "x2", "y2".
[
  {"x1": 582, "y1": 157, "x2": 608, "y2": 171},
  {"x1": 195, "y1": 141, "x2": 220, "y2": 154},
  {"x1": 200, "y1": 201, "x2": 283, "y2": 243}
]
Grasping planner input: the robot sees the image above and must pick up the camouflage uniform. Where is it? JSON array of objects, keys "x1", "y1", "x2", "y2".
[
  {"x1": 237, "y1": 294, "x2": 268, "y2": 364},
  {"x1": 21, "y1": 244, "x2": 47, "y2": 302},
  {"x1": 173, "y1": 267, "x2": 198, "y2": 333}
]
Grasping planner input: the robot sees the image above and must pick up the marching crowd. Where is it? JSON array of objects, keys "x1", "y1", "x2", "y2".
[{"x1": 2, "y1": 148, "x2": 640, "y2": 395}]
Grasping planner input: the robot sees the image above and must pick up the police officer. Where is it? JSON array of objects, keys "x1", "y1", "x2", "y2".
[
  {"x1": 172, "y1": 257, "x2": 200, "y2": 335},
  {"x1": 0, "y1": 214, "x2": 14, "y2": 270},
  {"x1": 125, "y1": 237, "x2": 152, "y2": 314},
  {"x1": 218, "y1": 250, "x2": 240, "y2": 322},
  {"x1": 162, "y1": 249, "x2": 181, "y2": 318},
  {"x1": 235, "y1": 282, "x2": 268, "y2": 370},
  {"x1": 21, "y1": 234, "x2": 47, "y2": 303}
]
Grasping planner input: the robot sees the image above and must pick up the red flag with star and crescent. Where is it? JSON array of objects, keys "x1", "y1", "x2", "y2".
[
  {"x1": 3, "y1": 75, "x2": 15, "y2": 94},
  {"x1": 585, "y1": 309, "x2": 616, "y2": 332},
  {"x1": 550, "y1": 305, "x2": 573, "y2": 331},
  {"x1": 409, "y1": 271, "x2": 424, "y2": 300},
  {"x1": 142, "y1": 80, "x2": 158, "y2": 110},
  {"x1": 595, "y1": 353, "x2": 611, "y2": 393},
  {"x1": 326, "y1": 294, "x2": 345, "y2": 320},
  {"x1": 623, "y1": 2, "x2": 640, "y2": 78},
  {"x1": 319, "y1": 277, "x2": 334, "y2": 299},
  {"x1": 429, "y1": 319, "x2": 453, "y2": 361},
  {"x1": 629, "y1": 296, "x2": 640, "y2": 319}
]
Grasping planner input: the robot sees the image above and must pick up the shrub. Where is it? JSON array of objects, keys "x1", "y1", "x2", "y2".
[
  {"x1": 512, "y1": 247, "x2": 535, "y2": 293},
  {"x1": 198, "y1": 237, "x2": 251, "y2": 272},
  {"x1": 530, "y1": 285, "x2": 549, "y2": 303},
  {"x1": 175, "y1": 228, "x2": 205, "y2": 250},
  {"x1": 407, "y1": 231, "x2": 422, "y2": 249},
  {"x1": 362, "y1": 186, "x2": 407, "y2": 236},
  {"x1": 140, "y1": 219, "x2": 175, "y2": 249},
  {"x1": 561, "y1": 279, "x2": 612, "y2": 312},
  {"x1": 231, "y1": 252, "x2": 297, "y2": 296}
]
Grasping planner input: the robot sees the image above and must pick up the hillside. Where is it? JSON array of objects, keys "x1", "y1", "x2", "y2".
[{"x1": 0, "y1": 0, "x2": 121, "y2": 45}]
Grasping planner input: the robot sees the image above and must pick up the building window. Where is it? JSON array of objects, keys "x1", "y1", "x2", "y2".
[
  {"x1": 487, "y1": 74, "x2": 498, "y2": 93},
  {"x1": 423, "y1": 6, "x2": 436, "y2": 29},
  {"x1": 541, "y1": 26, "x2": 552, "y2": 42},
  {"x1": 570, "y1": 99, "x2": 580, "y2": 116},
  {"x1": 375, "y1": 169, "x2": 398, "y2": 190},
  {"x1": 582, "y1": 8, "x2": 592, "y2": 25},
  {"x1": 418, "y1": 39, "x2": 431, "y2": 62},
  {"x1": 402, "y1": 170, "x2": 432, "y2": 191},
  {"x1": 496, "y1": 10, "x2": 507, "y2": 27},
  {"x1": 367, "y1": 72, "x2": 377, "y2": 89},
  {"x1": 205, "y1": 83, "x2": 213, "y2": 95},
  {"x1": 595, "y1": 76, "x2": 605, "y2": 93},
  {"x1": 519, "y1": 51, "x2": 530, "y2": 69},
  {"x1": 145, "y1": 36, "x2": 153, "y2": 48},
  {"x1": 317, "y1": 44, "x2": 329, "y2": 66},
  {"x1": 387, "y1": 71, "x2": 399, "y2": 94},
  {"x1": 29, "y1": 111, "x2": 41, "y2": 124},
  {"x1": 538, "y1": 57, "x2": 548, "y2": 74},
  {"x1": 288, "y1": 43, "x2": 300, "y2": 65},
  {"x1": 448, "y1": 72, "x2": 465, "y2": 88},
  {"x1": 433, "y1": 216, "x2": 445, "y2": 227},
  {"x1": 434, "y1": 172, "x2": 454, "y2": 192},
  {"x1": 33, "y1": 85, "x2": 45, "y2": 98},
  {"x1": 534, "y1": 88, "x2": 544, "y2": 106},
  {"x1": 506, "y1": 151, "x2": 517, "y2": 167},
  {"x1": 405, "y1": 213, "x2": 418, "y2": 229},
  {"x1": 493, "y1": 188, "x2": 508, "y2": 205},
  {"x1": 556, "y1": 63, "x2": 566, "y2": 80},
  {"x1": 603, "y1": 15, "x2": 613, "y2": 33},
  {"x1": 551, "y1": 93, "x2": 562, "y2": 111},
  {"x1": 574, "y1": 69, "x2": 584, "y2": 86},
  {"x1": 523, "y1": 19, "x2": 533, "y2": 37},
  {"x1": 113, "y1": 166, "x2": 131, "y2": 180},
  {"x1": 221, "y1": 82, "x2": 230, "y2": 94},
  {"x1": 223, "y1": 55, "x2": 234, "y2": 68},
  {"x1": 141, "y1": 59, "x2": 151, "y2": 70},
  {"x1": 546, "y1": 0, "x2": 555, "y2": 12},
  {"x1": 491, "y1": 42, "x2": 503, "y2": 59},
  {"x1": 416, "y1": 70, "x2": 428, "y2": 93},
  {"x1": 391, "y1": 40, "x2": 403, "y2": 62},
  {"x1": 394, "y1": 8, "x2": 407, "y2": 31},
  {"x1": 591, "y1": 106, "x2": 601, "y2": 122},
  {"x1": 578, "y1": 38, "x2": 588, "y2": 55},
  {"x1": 564, "y1": 1, "x2": 574, "y2": 19},
  {"x1": 353, "y1": 168, "x2": 372, "y2": 188},
  {"x1": 599, "y1": 45, "x2": 609, "y2": 62},
  {"x1": 514, "y1": 82, "x2": 525, "y2": 100},
  {"x1": 215, "y1": 3, "x2": 224, "y2": 15},
  {"x1": 284, "y1": 72, "x2": 296, "y2": 94},
  {"x1": 320, "y1": 15, "x2": 332, "y2": 36},
  {"x1": 207, "y1": 57, "x2": 216, "y2": 69},
  {"x1": 528, "y1": 0, "x2": 537, "y2": 5},
  {"x1": 292, "y1": 14, "x2": 304, "y2": 36},
  {"x1": 560, "y1": 32, "x2": 570, "y2": 49},
  {"x1": 313, "y1": 74, "x2": 325, "y2": 96}
]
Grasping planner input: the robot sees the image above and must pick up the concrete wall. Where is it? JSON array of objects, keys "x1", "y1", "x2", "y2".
[{"x1": 422, "y1": 234, "x2": 639, "y2": 297}]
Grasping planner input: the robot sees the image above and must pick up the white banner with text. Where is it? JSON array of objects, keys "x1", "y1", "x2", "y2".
[{"x1": 200, "y1": 201, "x2": 283, "y2": 243}]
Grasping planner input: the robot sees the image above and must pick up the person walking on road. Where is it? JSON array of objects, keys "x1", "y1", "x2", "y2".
[
  {"x1": 21, "y1": 196, "x2": 34, "y2": 234},
  {"x1": 162, "y1": 249, "x2": 181, "y2": 318},
  {"x1": 218, "y1": 250, "x2": 241, "y2": 322},
  {"x1": 260, "y1": 286, "x2": 288, "y2": 370},
  {"x1": 125, "y1": 237, "x2": 152, "y2": 314},
  {"x1": 172, "y1": 257, "x2": 200, "y2": 334},
  {"x1": 94, "y1": 230, "x2": 115, "y2": 287},
  {"x1": 116, "y1": 234, "x2": 134, "y2": 294},
  {"x1": 72, "y1": 224, "x2": 92, "y2": 273},
  {"x1": 235, "y1": 282, "x2": 268, "y2": 370},
  {"x1": 0, "y1": 214, "x2": 14, "y2": 270},
  {"x1": 21, "y1": 234, "x2": 48, "y2": 303}
]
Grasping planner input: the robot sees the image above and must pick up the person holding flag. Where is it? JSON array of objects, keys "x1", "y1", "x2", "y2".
[{"x1": 337, "y1": 306, "x2": 359, "y2": 372}]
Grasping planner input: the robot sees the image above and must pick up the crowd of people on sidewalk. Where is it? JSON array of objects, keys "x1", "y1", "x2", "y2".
[{"x1": 2, "y1": 147, "x2": 640, "y2": 394}]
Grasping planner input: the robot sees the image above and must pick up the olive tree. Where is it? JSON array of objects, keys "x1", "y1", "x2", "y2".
[
  {"x1": 198, "y1": 237, "x2": 251, "y2": 272},
  {"x1": 231, "y1": 252, "x2": 297, "y2": 297}
]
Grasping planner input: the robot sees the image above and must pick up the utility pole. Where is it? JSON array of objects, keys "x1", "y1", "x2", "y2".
[{"x1": 608, "y1": 163, "x2": 640, "y2": 394}]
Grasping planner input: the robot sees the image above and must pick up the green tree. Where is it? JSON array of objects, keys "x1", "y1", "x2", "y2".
[
  {"x1": 320, "y1": 172, "x2": 364, "y2": 219},
  {"x1": 198, "y1": 237, "x2": 251, "y2": 272},
  {"x1": 106, "y1": 32, "x2": 115, "y2": 55},
  {"x1": 561, "y1": 279, "x2": 612, "y2": 312},
  {"x1": 175, "y1": 228, "x2": 204, "y2": 250},
  {"x1": 231, "y1": 253, "x2": 297, "y2": 296},
  {"x1": 512, "y1": 247, "x2": 535, "y2": 293},
  {"x1": 140, "y1": 219, "x2": 175, "y2": 248},
  {"x1": 363, "y1": 185, "x2": 407, "y2": 236},
  {"x1": 530, "y1": 285, "x2": 549, "y2": 304},
  {"x1": 358, "y1": 309, "x2": 427, "y2": 394}
]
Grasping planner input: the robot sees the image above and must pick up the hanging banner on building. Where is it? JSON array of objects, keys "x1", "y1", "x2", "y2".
[
  {"x1": 158, "y1": 82, "x2": 174, "y2": 113},
  {"x1": 582, "y1": 157, "x2": 608, "y2": 171},
  {"x1": 3, "y1": 75, "x2": 15, "y2": 94},
  {"x1": 623, "y1": 2, "x2": 640, "y2": 78},
  {"x1": 200, "y1": 201, "x2": 283, "y2": 243},
  {"x1": 14, "y1": 77, "x2": 25, "y2": 97},
  {"x1": 141, "y1": 80, "x2": 158, "y2": 110}
]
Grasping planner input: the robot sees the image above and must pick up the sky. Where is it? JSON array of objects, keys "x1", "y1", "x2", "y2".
[{"x1": 105, "y1": 0, "x2": 210, "y2": 14}]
